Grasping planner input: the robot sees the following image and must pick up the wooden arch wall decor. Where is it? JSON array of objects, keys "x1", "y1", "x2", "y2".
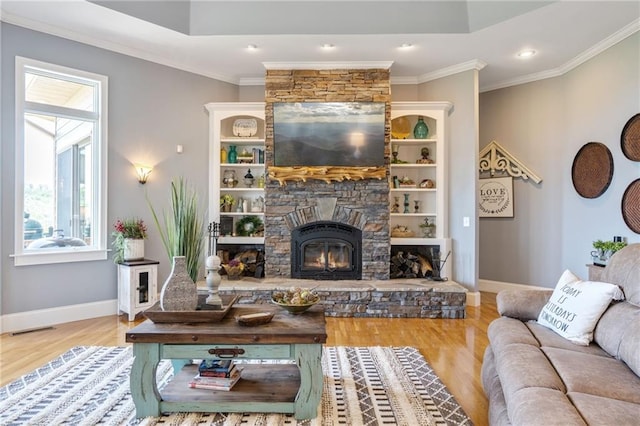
[{"x1": 478, "y1": 140, "x2": 542, "y2": 183}]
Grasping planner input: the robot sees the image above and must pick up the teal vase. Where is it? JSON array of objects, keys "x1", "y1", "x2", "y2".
[
  {"x1": 228, "y1": 145, "x2": 238, "y2": 164},
  {"x1": 413, "y1": 117, "x2": 429, "y2": 139}
]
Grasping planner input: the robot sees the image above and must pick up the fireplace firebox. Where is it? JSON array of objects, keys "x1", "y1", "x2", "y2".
[{"x1": 291, "y1": 221, "x2": 362, "y2": 280}]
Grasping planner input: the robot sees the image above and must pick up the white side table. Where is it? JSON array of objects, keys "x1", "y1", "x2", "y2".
[{"x1": 118, "y1": 259, "x2": 159, "y2": 321}]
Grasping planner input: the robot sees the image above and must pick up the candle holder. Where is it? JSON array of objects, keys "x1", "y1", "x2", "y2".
[
  {"x1": 391, "y1": 144, "x2": 399, "y2": 163},
  {"x1": 205, "y1": 222, "x2": 222, "y2": 308}
]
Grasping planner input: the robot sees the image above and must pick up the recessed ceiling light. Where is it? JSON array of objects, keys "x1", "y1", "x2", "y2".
[
  {"x1": 400, "y1": 43, "x2": 413, "y2": 49},
  {"x1": 517, "y1": 49, "x2": 536, "y2": 58},
  {"x1": 247, "y1": 44, "x2": 258, "y2": 50},
  {"x1": 321, "y1": 43, "x2": 335, "y2": 49}
]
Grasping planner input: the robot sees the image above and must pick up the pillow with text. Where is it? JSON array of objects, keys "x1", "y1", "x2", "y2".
[{"x1": 537, "y1": 269, "x2": 624, "y2": 345}]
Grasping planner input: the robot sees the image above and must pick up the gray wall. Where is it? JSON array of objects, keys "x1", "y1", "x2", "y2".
[
  {"x1": 479, "y1": 32, "x2": 640, "y2": 287},
  {"x1": 1, "y1": 23, "x2": 238, "y2": 315},
  {"x1": 418, "y1": 71, "x2": 480, "y2": 292}
]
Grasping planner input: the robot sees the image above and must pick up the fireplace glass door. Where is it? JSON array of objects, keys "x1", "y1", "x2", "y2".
[
  {"x1": 302, "y1": 240, "x2": 352, "y2": 272},
  {"x1": 291, "y1": 221, "x2": 362, "y2": 280}
]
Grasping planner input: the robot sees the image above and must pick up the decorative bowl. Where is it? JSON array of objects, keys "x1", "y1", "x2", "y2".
[{"x1": 271, "y1": 300, "x2": 318, "y2": 315}]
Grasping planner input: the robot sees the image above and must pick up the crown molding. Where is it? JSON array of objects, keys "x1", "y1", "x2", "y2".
[
  {"x1": 480, "y1": 68, "x2": 564, "y2": 93},
  {"x1": 390, "y1": 76, "x2": 419, "y2": 85},
  {"x1": 239, "y1": 77, "x2": 265, "y2": 86},
  {"x1": 0, "y1": 11, "x2": 240, "y2": 85},
  {"x1": 560, "y1": 18, "x2": 639, "y2": 75},
  {"x1": 262, "y1": 61, "x2": 394, "y2": 70},
  {"x1": 481, "y1": 18, "x2": 640, "y2": 93},
  {"x1": 417, "y1": 59, "x2": 487, "y2": 84}
]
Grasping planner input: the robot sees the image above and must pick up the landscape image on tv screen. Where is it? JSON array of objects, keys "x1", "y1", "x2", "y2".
[{"x1": 273, "y1": 102, "x2": 386, "y2": 167}]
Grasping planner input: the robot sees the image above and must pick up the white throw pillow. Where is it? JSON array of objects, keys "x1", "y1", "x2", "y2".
[{"x1": 537, "y1": 269, "x2": 625, "y2": 345}]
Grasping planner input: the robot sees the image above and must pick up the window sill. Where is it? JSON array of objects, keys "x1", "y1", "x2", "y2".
[{"x1": 11, "y1": 248, "x2": 109, "y2": 266}]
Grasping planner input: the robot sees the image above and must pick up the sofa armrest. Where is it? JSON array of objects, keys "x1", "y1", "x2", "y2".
[{"x1": 496, "y1": 290, "x2": 553, "y2": 321}]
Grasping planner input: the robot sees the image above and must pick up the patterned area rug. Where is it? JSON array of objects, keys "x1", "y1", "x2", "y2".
[{"x1": 0, "y1": 346, "x2": 472, "y2": 426}]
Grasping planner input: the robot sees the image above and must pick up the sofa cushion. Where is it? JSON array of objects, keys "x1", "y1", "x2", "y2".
[
  {"x1": 481, "y1": 347, "x2": 512, "y2": 426},
  {"x1": 525, "y1": 321, "x2": 610, "y2": 357},
  {"x1": 543, "y1": 347, "x2": 640, "y2": 405},
  {"x1": 593, "y1": 301, "x2": 640, "y2": 360},
  {"x1": 537, "y1": 269, "x2": 624, "y2": 345},
  {"x1": 494, "y1": 342, "x2": 566, "y2": 411},
  {"x1": 497, "y1": 289, "x2": 553, "y2": 321},
  {"x1": 508, "y1": 388, "x2": 586, "y2": 426},
  {"x1": 569, "y1": 392, "x2": 640, "y2": 426},
  {"x1": 601, "y1": 243, "x2": 640, "y2": 306},
  {"x1": 488, "y1": 317, "x2": 541, "y2": 350},
  {"x1": 617, "y1": 310, "x2": 640, "y2": 377}
]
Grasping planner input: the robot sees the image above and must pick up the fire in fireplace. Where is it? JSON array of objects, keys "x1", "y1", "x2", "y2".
[{"x1": 291, "y1": 221, "x2": 362, "y2": 280}]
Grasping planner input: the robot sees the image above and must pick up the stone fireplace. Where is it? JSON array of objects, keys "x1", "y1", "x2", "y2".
[
  {"x1": 263, "y1": 68, "x2": 392, "y2": 280},
  {"x1": 291, "y1": 220, "x2": 362, "y2": 280}
]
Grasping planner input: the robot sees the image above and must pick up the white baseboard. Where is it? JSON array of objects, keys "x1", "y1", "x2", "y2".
[
  {"x1": 466, "y1": 291, "x2": 481, "y2": 307},
  {"x1": 479, "y1": 279, "x2": 549, "y2": 294},
  {"x1": 1, "y1": 299, "x2": 118, "y2": 334}
]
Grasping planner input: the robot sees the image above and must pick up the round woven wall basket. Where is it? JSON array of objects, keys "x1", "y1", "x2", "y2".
[
  {"x1": 621, "y1": 113, "x2": 640, "y2": 162},
  {"x1": 622, "y1": 179, "x2": 640, "y2": 234},
  {"x1": 571, "y1": 142, "x2": 613, "y2": 198}
]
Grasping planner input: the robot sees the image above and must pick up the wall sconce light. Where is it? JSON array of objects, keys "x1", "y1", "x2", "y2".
[{"x1": 134, "y1": 164, "x2": 153, "y2": 184}]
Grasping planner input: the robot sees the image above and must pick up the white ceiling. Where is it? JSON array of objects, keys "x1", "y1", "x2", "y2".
[{"x1": 2, "y1": 1, "x2": 639, "y2": 92}]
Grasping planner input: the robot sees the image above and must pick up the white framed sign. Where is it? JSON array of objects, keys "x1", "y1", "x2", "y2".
[{"x1": 479, "y1": 177, "x2": 514, "y2": 218}]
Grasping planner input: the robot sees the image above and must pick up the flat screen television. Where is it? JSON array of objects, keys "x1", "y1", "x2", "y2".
[{"x1": 273, "y1": 102, "x2": 386, "y2": 167}]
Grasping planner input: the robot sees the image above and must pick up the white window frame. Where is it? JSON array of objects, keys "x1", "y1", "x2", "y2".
[{"x1": 12, "y1": 57, "x2": 108, "y2": 266}]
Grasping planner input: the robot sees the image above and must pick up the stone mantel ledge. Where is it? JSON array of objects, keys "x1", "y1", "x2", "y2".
[
  {"x1": 214, "y1": 277, "x2": 467, "y2": 294},
  {"x1": 199, "y1": 278, "x2": 468, "y2": 318}
]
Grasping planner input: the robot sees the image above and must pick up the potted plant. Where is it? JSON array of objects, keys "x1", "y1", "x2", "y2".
[
  {"x1": 220, "y1": 194, "x2": 235, "y2": 212},
  {"x1": 592, "y1": 239, "x2": 627, "y2": 264},
  {"x1": 112, "y1": 218, "x2": 147, "y2": 263},
  {"x1": 149, "y1": 177, "x2": 205, "y2": 283}
]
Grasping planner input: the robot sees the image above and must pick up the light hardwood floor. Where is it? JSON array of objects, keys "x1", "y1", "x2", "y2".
[{"x1": 0, "y1": 292, "x2": 499, "y2": 426}]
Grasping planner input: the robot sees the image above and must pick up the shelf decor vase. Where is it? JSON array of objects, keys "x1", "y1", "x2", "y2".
[
  {"x1": 228, "y1": 145, "x2": 238, "y2": 164},
  {"x1": 159, "y1": 256, "x2": 198, "y2": 311},
  {"x1": 413, "y1": 116, "x2": 429, "y2": 139},
  {"x1": 123, "y1": 238, "x2": 144, "y2": 261},
  {"x1": 220, "y1": 147, "x2": 227, "y2": 164},
  {"x1": 391, "y1": 116, "x2": 411, "y2": 139}
]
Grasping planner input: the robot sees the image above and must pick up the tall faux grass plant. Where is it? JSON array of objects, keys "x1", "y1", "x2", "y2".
[{"x1": 149, "y1": 177, "x2": 205, "y2": 283}]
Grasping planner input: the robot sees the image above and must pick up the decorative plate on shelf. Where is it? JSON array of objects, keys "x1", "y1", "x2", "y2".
[
  {"x1": 621, "y1": 113, "x2": 640, "y2": 161},
  {"x1": 571, "y1": 142, "x2": 613, "y2": 198},
  {"x1": 233, "y1": 118, "x2": 258, "y2": 137}
]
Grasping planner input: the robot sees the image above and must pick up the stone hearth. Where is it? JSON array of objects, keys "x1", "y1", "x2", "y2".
[{"x1": 216, "y1": 278, "x2": 467, "y2": 318}]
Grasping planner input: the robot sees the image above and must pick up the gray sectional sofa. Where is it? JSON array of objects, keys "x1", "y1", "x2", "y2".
[{"x1": 482, "y1": 243, "x2": 640, "y2": 425}]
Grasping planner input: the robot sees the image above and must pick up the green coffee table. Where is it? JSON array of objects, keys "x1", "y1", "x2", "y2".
[{"x1": 125, "y1": 305, "x2": 326, "y2": 420}]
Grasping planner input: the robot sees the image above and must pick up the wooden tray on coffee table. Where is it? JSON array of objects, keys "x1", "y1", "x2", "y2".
[{"x1": 143, "y1": 295, "x2": 238, "y2": 323}]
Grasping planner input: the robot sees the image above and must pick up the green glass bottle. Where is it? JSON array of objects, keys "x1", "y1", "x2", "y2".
[
  {"x1": 413, "y1": 117, "x2": 429, "y2": 139},
  {"x1": 228, "y1": 145, "x2": 238, "y2": 164}
]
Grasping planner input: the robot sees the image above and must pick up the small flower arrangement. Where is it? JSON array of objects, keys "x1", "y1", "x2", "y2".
[
  {"x1": 112, "y1": 218, "x2": 147, "y2": 263},
  {"x1": 222, "y1": 258, "x2": 245, "y2": 279}
]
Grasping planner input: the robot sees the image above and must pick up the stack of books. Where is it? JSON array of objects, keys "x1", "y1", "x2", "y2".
[{"x1": 189, "y1": 359, "x2": 241, "y2": 391}]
